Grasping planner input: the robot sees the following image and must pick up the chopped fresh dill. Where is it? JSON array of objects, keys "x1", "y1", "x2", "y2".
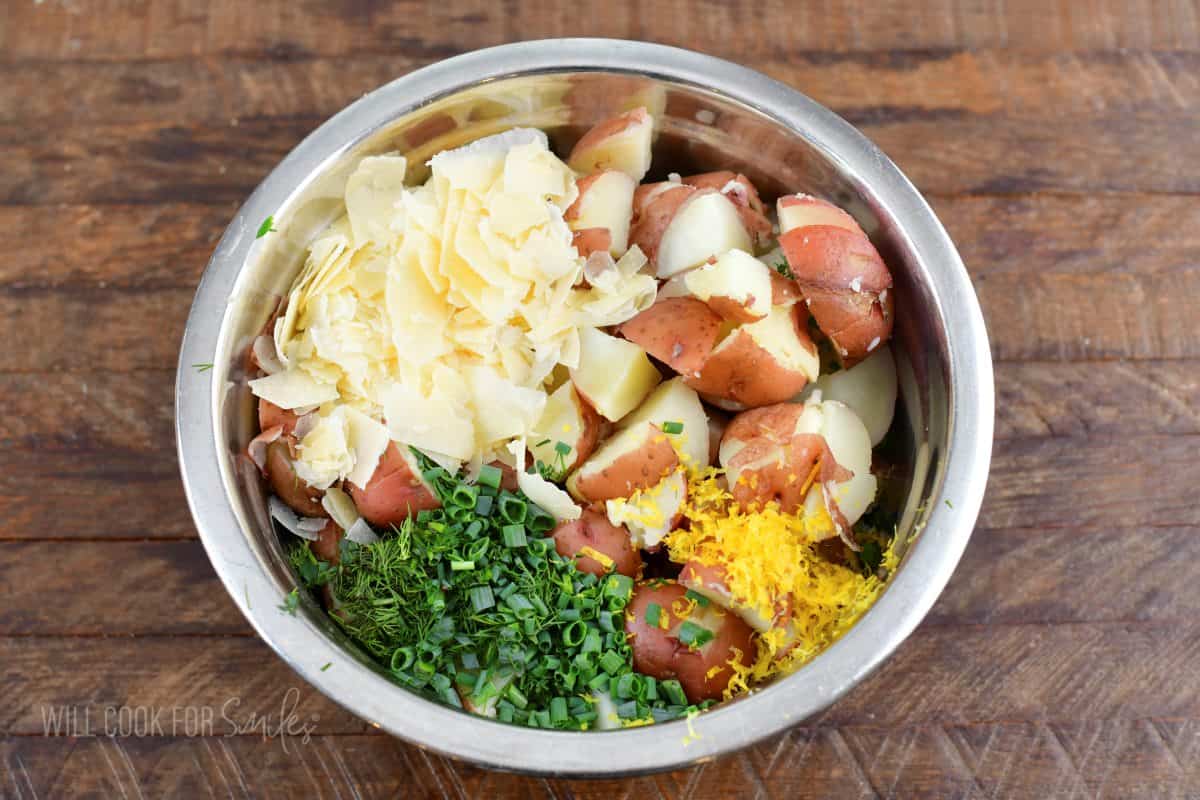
[{"x1": 772, "y1": 260, "x2": 795, "y2": 279}]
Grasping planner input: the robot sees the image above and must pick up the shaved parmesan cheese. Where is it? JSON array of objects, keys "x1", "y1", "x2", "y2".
[
  {"x1": 345, "y1": 517, "x2": 380, "y2": 545},
  {"x1": 342, "y1": 406, "x2": 391, "y2": 489},
  {"x1": 249, "y1": 370, "x2": 338, "y2": 410},
  {"x1": 345, "y1": 154, "x2": 408, "y2": 246},
  {"x1": 382, "y1": 376, "x2": 475, "y2": 462},
  {"x1": 260, "y1": 124, "x2": 664, "y2": 489},
  {"x1": 430, "y1": 128, "x2": 548, "y2": 193},
  {"x1": 466, "y1": 366, "x2": 546, "y2": 446},
  {"x1": 294, "y1": 409, "x2": 354, "y2": 490},
  {"x1": 252, "y1": 335, "x2": 284, "y2": 375},
  {"x1": 268, "y1": 496, "x2": 323, "y2": 540},
  {"x1": 507, "y1": 438, "x2": 581, "y2": 522},
  {"x1": 321, "y1": 486, "x2": 361, "y2": 531}
]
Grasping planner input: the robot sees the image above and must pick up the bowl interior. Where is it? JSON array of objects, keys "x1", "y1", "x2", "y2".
[{"x1": 211, "y1": 68, "x2": 950, "y2": 737}]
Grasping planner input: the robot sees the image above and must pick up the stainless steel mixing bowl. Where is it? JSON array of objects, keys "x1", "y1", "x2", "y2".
[{"x1": 176, "y1": 39, "x2": 993, "y2": 776}]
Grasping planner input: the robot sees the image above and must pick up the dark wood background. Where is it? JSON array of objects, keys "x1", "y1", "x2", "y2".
[{"x1": 3, "y1": 1, "x2": 1199, "y2": 797}]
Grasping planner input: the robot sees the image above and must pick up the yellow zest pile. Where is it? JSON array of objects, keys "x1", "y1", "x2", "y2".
[{"x1": 664, "y1": 468, "x2": 898, "y2": 697}]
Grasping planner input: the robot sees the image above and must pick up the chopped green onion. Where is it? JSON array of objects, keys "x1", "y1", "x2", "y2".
[
  {"x1": 256, "y1": 216, "x2": 275, "y2": 238},
  {"x1": 581, "y1": 629, "x2": 602, "y2": 654},
  {"x1": 549, "y1": 696, "x2": 568, "y2": 725},
  {"x1": 476, "y1": 464, "x2": 503, "y2": 489},
  {"x1": 505, "y1": 593, "x2": 534, "y2": 615},
  {"x1": 598, "y1": 610, "x2": 616, "y2": 633},
  {"x1": 614, "y1": 673, "x2": 636, "y2": 700},
  {"x1": 644, "y1": 602, "x2": 663, "y2": 627},
  {"x1": 505, "y1": 684, "x2": 529, "y2": 710},
  {"x1": 562, "y1": 620, "x2": 587, "y2": 647},
  {"x1": 616, "y1": 700, "x2": 639, "y2": 719},
  {"x1": 451, "y1": 485, "x2": 478, "y2": 509},
  {"x1": 450, "y1": 560, "x2": 475, "y2": 571},
  {"x1": 662, "y1": 421, "x2": 684, "y2": 435},
  {"x1": 677, "y1": 621, "x2": 714, "y2": 649},
  {"x1": 469, "y1": 586, "x2": 495, "y2": 612},
  {"x1": 684, "y1": 590, "x2": 710, "y2": 607},
  {"x1": 498, "y1": 493, "x2": 527, "y2": 524},
  {"x1": 662, "y1": 679, "x2": 688, "y2": 706},
  {"x1": 588, "y1": 672, "x2": 610, "y2": 691},
  {"x1": 554, "y1": 441, "x2": 572, "y2": 457},
  {"x1": 526, "y1": 505, "x2": 556, "y2": 533},
  {"x1": 474, "y1": 495, "x2": 494, "y2": 516},
  {"x1": 501, "y1": 524, "x2": 527, "y2": 548},
  {"x1": 598, "y1": 650, "x2": 625, "y2": 675},
  {"x1": 390, "y1": 647, "x2": 416, "y2": 672}
]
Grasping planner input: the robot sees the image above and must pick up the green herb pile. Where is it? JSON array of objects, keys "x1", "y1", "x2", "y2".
[{"x1": 289, "y1": 450, "x2": 710, "y2": 729}]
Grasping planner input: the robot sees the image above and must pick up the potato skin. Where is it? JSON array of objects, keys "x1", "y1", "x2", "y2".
[
  {"x1": 265, "y1": 438, "x2": 327, "y2": 517},
  {"x1": 550, "y1": 509, "x2": 642, "y2": 578},
  {"x1": 620, "y1": 297, "x2": 724, "y2": 377},
  {"x1": 311, "y1": 519, "x2": 344, "y2": 564},
  {"x1": 720, "y1": 403, "x2": 850, "y2": 513},
  {"x1": 348, "y1": 442, "x2": 440, "y2": 526},
  {"x1": 625, "y1": 582, "x2": 756, "y2": 703},
  {"x1": 779, "y1": 224, "x2": 893, "y2": 366},
  {"x1": 258, "y1": 398, "x2": 300, "y2": 435},
  {"x1": 570, "y1": 425, "x2": 680, "y2": 502},
  {"x1": 685, "y1": 305, "x2": 814, "y2": 408}
]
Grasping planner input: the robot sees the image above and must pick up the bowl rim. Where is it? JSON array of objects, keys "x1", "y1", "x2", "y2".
[{"x1": 175, "y1": 37, "x2": 993, "y2": 776}]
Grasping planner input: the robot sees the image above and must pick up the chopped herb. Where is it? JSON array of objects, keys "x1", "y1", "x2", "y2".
[
  {"x1": 644, "y1": 602, "x2": 663, "y2": 627},
  {"x1": 677, "y1": 621, "x2": 714, "y2": 649},
  {"x1": 944, "y1": 499, "x2": 954, "y2": 509},
  {"x1": 684, "y1": 589, "x2": 709, "y2": 607},
  {"x1": 320, "y1": 662, "x2": 332, "y2": 672},
  {"x1": 858, "y1": 540, "x2": 883, "y2": 576},
  {"x1": 661, "y1": 421, "x2": 684, "y2": 435},
  {"x1": 296, "y1": 447, "x2": 703, "y2": 730},
  {"x1": 773, "y1": 260, "x2": 795, "y2": 279},
  {"x1": 192, "y1": 362, "x2": 213, "y2": 372},
  {"x1": 534, "y1": 438, "x2": 551, "y2": 447},
  {"x1": 554, "y1": 441, "x2": 572, "y2": 457},
  {"x1": 279, "y1": 587, "x2": 300, "y2": 615},
  {"x1": 256, "y1": 215, "x2": 276, "y2": 238}
]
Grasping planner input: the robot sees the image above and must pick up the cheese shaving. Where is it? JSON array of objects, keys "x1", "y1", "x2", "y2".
[{"x1": 250, "y1": 128, "x2": 658, "y2": 481}]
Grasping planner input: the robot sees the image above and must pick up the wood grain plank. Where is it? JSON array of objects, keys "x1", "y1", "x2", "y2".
[
  {"x1": 5, "y1": 50, "x2": 1198, "y2": 127},
  {"x1": 927, "y1": 525, "x2": 1200, "y2": 627},
  {"x1": 0, "y1": 541, "x2": 250, "y2": 636},
  {"x1": 3, "y1": 624, "x2": 1199, "y2": 736},
  {"x1": 3, "y1": 723, "x2": 1196, "y2": 800},
  {"x1": 2, "y1": 721, "x2": 1194, "y2": 800},
  {"x1": 4, "y1": 0, "x2": 1199, "y2": 62},
  {"x1": 0, "y1": 637, "x2": 369, "y2": 736},
  {"x1": 0, "y1": 449, "x2": 191, "y2": 540},
  {"x1": 978, "y1": 435, "x2": 1200, "y2": 530}
]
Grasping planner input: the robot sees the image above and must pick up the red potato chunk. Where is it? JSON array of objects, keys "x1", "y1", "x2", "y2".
[
  {"x1": 550, "y1": 509, "x2": 643, "y2": 578},
  {"x1": 348, "y1": 442, "x2": 440, "y2": 526},
  {"x1": 619, "y1": 296, "x2": 725, "y2": 377},
  {"x1": 777, "y1": 194, "x2": 894, "y2": 366},
  {"x1": 625, "y1": 582, "x2": 756, "y2": 703}
]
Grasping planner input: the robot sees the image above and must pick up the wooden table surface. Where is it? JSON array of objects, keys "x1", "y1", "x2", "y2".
[{"x1": 4, "y1": 1, "x2": 1200, "y2": 797}]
